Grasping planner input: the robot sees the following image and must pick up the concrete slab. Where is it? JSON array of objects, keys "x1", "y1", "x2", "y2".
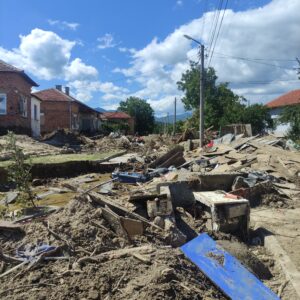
[{"x1": 258, "y1": 228, "x2": 300, "y2": 299}]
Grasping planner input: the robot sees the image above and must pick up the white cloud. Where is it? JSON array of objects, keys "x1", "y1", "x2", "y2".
[
  {"x1": 118, "y1": 47, "x2": 136, "y2": 54},
  {"x1": 176, "y1": 0, "x2": 183, "y2": 7},
  {"x1": 115, "y1": 0, "x2": 300, "y2": 115},
  {"x1": 0, "y1": 28, "x2": 126, "y2": 104},
  {"x1": 68, "y1": 80, "x2": 129, "y2": 102},
  {"x1": 0, "y1": 28, "x2": 76, "y2": 80},
  {"x1": 65, "y1": 58, "x2": 98, "y2": 81},
  {"x1": 48, "y1": 19, "x2": 79, "y2": 31},
  {"x1": 97, "y1": 33, "x2": 118, "y2": 49}
]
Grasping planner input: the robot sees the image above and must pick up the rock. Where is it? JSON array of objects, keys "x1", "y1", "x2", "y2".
[
  {"x1": 88, "y1": 289, "x2": 99, "y2": 300},
  {"x1": 153, "y1": 216, "x2": 165, "y2": 228},
  {"x1": 32, "y1": 179, "x2": 44, "y2": 186},
  {"x1": 0, "y1": 192, "x2": 19, "y2": 205},
  {"x1": 29, "y1": 271, "x2": 42, "y2": 283}
]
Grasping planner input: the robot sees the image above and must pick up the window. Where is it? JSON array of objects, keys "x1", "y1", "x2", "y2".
[
  {"x1": 34, "y1": 104, "x2": 38, "y2": 120},
  {"x1": 19, "y1": 97, "x2": 28, "y2": 117},
  {"x1": 0, "y1": 93, "x2": 7, "y2": 115}
]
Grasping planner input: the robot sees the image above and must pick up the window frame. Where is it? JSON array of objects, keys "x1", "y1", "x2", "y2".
[
  {"x1": 0, "y1": 93, "x2": 7, "y2": 115},
  {"x1": 19, "y1": 96, "x2": 28, "y2": 118}
]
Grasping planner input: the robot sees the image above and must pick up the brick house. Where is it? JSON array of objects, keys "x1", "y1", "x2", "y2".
[
  {"x1": 0, "y1": 59, "x2": 39, "y2": 135},
  {"x1": 101, "y1": 112, "x2": 135, "y2": 134},
  {"x1": 266, "y1": 89, "x2": 300, "y2": 136},
  {"x1": 33, "y1": 86, "x2": 101, "y2": 134}
]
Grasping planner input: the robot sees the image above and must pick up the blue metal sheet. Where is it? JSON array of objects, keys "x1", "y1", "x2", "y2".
[
  {"x1": 180, "y1": 233, "x2": 280, "y2": 300},
  {"x1": 112, "y1": 172, "x2": 149, "y2": 183}
]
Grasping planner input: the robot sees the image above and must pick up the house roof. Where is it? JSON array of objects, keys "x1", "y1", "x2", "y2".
[
  {"x1": 266, "y1": 89, "x2": 300, "y2": 108},
  {"x1": 33, "y1": 88, "x2": 72, "y2": 102},
  {"x1": 32, "y1": 88, "x2": 100, "y2": 114},
  {"x1": 0, "y1": 59, "x2": 39, "y2": 87},
  {"x1": 102, "y1": 112, "x2": 132, "y2": 119}
]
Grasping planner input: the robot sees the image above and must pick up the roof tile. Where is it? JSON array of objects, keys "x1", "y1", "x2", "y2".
[
  {"x1": 266, "y1": 89, "x2": 300, "y2": 108},
  {"x1": 102, "y1": 112, "x2": 132, "y2": 119}
]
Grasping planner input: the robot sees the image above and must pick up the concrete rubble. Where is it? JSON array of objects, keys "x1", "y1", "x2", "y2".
[{"x1": 0, "y1": 131, "x2": 299, "y2": 299}]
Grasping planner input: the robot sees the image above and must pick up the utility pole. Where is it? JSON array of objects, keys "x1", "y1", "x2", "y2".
[
  {"x1": 199, "y1": 44, "x2": 204, "y2": 147},
  {"x1": 167, "y1": 113, "x2": 170, "y2": 135},
  {"x1": 173, "y1": 97, "x2": 177, "y2": 136},
  {"x1": 184, "y1": 34, "x2": 205, "y2": 148}
]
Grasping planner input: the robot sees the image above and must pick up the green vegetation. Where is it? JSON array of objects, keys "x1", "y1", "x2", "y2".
[
  {"x1": 177, "y1": 62, "x2": 274, "y2": 134},
  {"x1": 0, "y1": 151, "x2": 117, "y2": 168},
  {"x1": 101, "y1": 121, "x2": 129, "y2": 134},
  {"x1": 279, "y1": 105, "x2": 300, "y2": 142},
  {"x1": 5, "y1": 131, "x2": 35, "y2": 207},
  {"x1": 119, "y1": 96, "x2": 155, "y2": 135}
]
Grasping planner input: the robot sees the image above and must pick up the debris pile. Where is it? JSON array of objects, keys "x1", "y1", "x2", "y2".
[
  {"x1": 0, "y1": 131, "x2": 299, "y2": 299},
  {"x1": 42, "y1": 129, "x2": 94, "y2": 149}
]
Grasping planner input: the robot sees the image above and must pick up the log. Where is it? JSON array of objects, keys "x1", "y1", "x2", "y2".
[{"x1": 74, "y1": 245, "x2": 155, "y2": 268}]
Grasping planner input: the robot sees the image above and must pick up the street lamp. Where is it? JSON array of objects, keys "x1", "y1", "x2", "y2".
[{"x1": 183, "y1": 34, "x2": 205, "y2": 148}]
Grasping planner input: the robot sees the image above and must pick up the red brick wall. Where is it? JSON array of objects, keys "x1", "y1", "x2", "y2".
[
  {"x1": 0, "y1": 73, "x2": 32, "y2": 134},
  {"x1": 40, "y1": 101, "x2": 73, "y2": 133}
]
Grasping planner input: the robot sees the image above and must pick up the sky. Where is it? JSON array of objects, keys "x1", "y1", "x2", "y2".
[{"x1": 0, "y1": 0, "x2": 299, "y2": 116}]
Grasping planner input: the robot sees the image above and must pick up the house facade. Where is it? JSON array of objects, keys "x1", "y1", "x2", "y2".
[
  {"x1": 33, "y1": 86, "x2": 101, "y2": 134},
  {"x1": 101, "y1": 111, "x2": 135, "y2": 135},
  {"x1": 266, "y1": 89, "x2": 300, "y2": 136},
  {"x1": 0, "y1": 60, "x2": 38, "y2": 135}
]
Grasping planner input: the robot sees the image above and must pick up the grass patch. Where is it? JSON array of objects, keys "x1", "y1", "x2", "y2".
[{"x1": 0, "y1": 151, "x2": 118, "y2": 168}]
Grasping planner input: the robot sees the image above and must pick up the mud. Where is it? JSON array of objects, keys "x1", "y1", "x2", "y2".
[
  {"x1": 0, "y1": 197, "x2": 226, "y2": 300},
  {"x1": 217, "y1": 240, "x2": 273, "y2": 280}
]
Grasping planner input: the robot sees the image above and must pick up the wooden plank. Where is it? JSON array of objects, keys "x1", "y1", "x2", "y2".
[{"x1": 128, "y1": 193, "x2": 167, "y2": 202}]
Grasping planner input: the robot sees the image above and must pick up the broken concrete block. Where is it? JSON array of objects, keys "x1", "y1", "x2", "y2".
[
  {"x1": 153, "y1": 216, "x2": 165, "y2": 228},
  {"x1": 164, "y1": 172, "x2": 178, "y2": 181},
  {"x1": 147, "y1": 198, "x2": 173, "y2": 218},
  {"x1": 0, "y1": 192, "x2": 19, "y2": 205},
  {"x1": 157, "y1": 181, "x2": 196, "y2": 208},
  {"x1": 164, "y1": 217, "x2": 187, "y2": 247}
]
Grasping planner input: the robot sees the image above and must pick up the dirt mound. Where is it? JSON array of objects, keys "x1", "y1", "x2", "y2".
[
  {"x1": 42, "y1": 129, "x2": 92, "y2": 148},
  {"x1": 217, "y1": 239, "x2": 272, "y2": 280},
  {"x1": 0, "y1": 197, "x2": 226, "y2": 299}
]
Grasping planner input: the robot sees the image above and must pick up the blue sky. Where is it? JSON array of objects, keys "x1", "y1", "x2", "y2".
[{"x1": 0, "y1": 0, "x2": 299, "y2": 116}]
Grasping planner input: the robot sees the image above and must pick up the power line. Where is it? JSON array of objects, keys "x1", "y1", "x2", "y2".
[
  {"x1": 228, "y1": 79, "x2": 299, "y2": 85},
  {"x1": 200, "y1": 0, "x2": 208, "y2": 39},
  {"x1": 212, "y1": 54, "x2": 296, "y2": 70},
  {"x1": 207, "y1": 0, "x2": 229, "y2": 68},
  {"x1": 207, "y1": 0, "x2": 223, "y2": 60}
]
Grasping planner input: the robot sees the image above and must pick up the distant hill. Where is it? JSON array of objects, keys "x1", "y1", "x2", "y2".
[
  {"x1": 95, "y1": 107, "x2": 192, "y2": 123},
  {"x1": 155, "y1": 111, "x2": 192, "y2": 123},
  {"x1": 94, "y1": 107, "x2": 116, "y2": 113}
]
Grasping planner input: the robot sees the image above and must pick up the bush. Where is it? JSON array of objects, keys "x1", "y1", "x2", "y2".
[{"x1": 5, "y1": 132, "x2": 35, "y2": 207}]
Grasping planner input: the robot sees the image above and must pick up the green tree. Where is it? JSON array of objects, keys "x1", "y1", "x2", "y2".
[
  {"x1": 177, "y1": 61, "x2": 273, "y2": 134},
  {"x1": 118, "y1": 96, "x2": 155, "y2": 135},
  {"x1": 241, "y1": 104, "x2": 274, "y2": 134},
  {"x1": 279, "y1": 105, "x2": 300, "y2": 142},
  {"x1": 177, "y1": 62, "x2": 245, "y2": 129}
]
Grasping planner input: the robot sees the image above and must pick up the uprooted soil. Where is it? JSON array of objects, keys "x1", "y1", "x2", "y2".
[{"x1": 0, "y1": 197, "x2": 227, "y2": 300}]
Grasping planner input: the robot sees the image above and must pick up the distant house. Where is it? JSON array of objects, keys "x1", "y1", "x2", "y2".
[
  {"x1": 0, "y1": 59, "x2": 39, "y2": 136},
  {"x1": 33, "y1": 86, "x2": 101, "y2": 134},
  {"x1": 101, "y1": 112, "x2": 135, "y2": 135},
  {"x1": 266, "y1": 89, "x2": 300, "y2": 136}
]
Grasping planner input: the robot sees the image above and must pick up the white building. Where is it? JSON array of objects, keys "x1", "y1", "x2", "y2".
[{"x1": 266, "y1": 89, "x2": 300, "y2": 137}]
